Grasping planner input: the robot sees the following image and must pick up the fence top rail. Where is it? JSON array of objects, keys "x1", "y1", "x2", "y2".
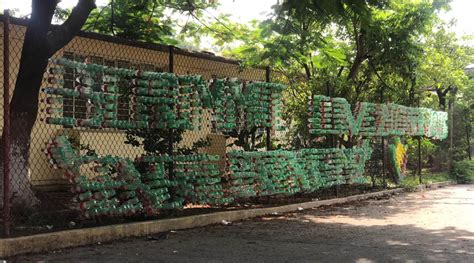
[{"x1": 0, "y1": 14, "x2": 266, "y2": 70}]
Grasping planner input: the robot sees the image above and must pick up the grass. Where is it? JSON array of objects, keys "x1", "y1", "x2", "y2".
[
  {"x1": 366, "y1": 169, "x2": 452, "y2": 191},
  {"x1": 400, "y1": 170, "x2": 453, "y2": 191},
  {"x1": 419, "y1": 170, "x2": 453, "y2": 183}
]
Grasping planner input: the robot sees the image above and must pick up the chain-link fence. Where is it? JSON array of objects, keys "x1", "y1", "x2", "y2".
[
  {"x1": 0, "y1": 14, "x2": 400, "y2": 238},
  {"x1": 0, "y1": 15, "x2": 269, "y2": 236}
]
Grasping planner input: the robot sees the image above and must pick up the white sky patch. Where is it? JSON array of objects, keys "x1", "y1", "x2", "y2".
[
  {"x1": 3, "y1": 0, "x2": 109, "y2": 16},
  {"x1": 211, "y1": 0, "x2": 276, "y2": 23},
  {"x1": 438, "y1": 0, "x2": 474, "y2": 37}
]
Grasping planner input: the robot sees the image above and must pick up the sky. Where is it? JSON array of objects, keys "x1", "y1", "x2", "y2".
[
  {"x1": 2, "y1": 0, "x2": 473, "y2": 41},
  {"x1": 437, "y1": 0, "x2": 474, "y2": 37},
  {"x1": 2, "y1": 0, "x2": 278, "y2": 22}
]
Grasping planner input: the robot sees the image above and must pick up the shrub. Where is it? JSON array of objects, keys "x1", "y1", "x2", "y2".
[
  {"x1": 400, "y1": 178, "x2": 419, "y2": 191},
  {"x1": 405, "y1": 137, "x2": 437, "y2": 172},
  {"x1": 452, "y1": 160, "x2": 474, "y2": 183}
]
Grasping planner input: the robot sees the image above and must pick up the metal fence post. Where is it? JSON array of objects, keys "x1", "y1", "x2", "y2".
[
  {"x1": 380, "y1": 86, "x2": 386, "y2": 188},
  {"x1": 449, "y1": 95, "x2": 455, "y2": 172},
  {"x1": 3, "y1": 9, "x2": 12, "y2": 237},
  {"x1": 418, "y1": 136, "x2": 422, "y2": 184},
  {"x1": 167, "y1": 45, "x2": 175, "y2": 199},
  {"x1": 265, "y1": 66, "x2": 271, "y2": 151},
  {"x1": 466, "y1": 112, "x2": 472, "y2": 160}
]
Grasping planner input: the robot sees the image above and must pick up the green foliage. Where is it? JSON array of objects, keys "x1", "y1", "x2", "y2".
[
  {"x1": 422, "y1": 171, "x2": 454, "y2": 184},
  {"x1": 399, "y1": 177, "x2": 420, "y2": 191},
  {"x1": 194, "y1": 0, "x2": 472, "y2": 168},
  {"x1": 125, "y1": 128, "x2": 210, "y2": 155},
  {"x1": 81, "y1": 0, "x2": 218, "y2": 45},
  {"x1": 405, "y1": 137, "x2": 436, "y2": 172},
  {"x1": 452, "y1": 160, "x2": 474, "y2": 183},
  {"x1": 67, "y1": 136, "x2": 98, "y2": 157},
  {"x1": 202, "y1": 0, "x2": 461, "y2": 151},
  {"x1": 417, "y1": 24, "x2": 470, "y2": 94},
  {"x1": 451, "y1": 105, "x2": 473, "y2": 161},
  {"x1": 224, "y1": 127, "x2": 266, "y2": 152},
  {"x1": 58, "y1": 0, "x2": 473, "y2": 170},
  {"x1": 400, "y1": 171, "x2": 453, "y2": 190}
]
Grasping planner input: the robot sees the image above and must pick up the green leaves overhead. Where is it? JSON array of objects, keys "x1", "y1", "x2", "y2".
[
  {"x1": 82, "y1": 0, "x2": 218, "y2": 45},
  {"x1": 193, "y1": 0, "x2": 470, "y2": 150}
]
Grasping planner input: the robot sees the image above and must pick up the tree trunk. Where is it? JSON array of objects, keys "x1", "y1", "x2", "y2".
[
  {"x1": 303, "y1": 63, "x2": 311, "y2": 81},
  {"x1": 1, "y1": 0, "x2": 95, "y2": 207},
  {"x1": 347, "y1": 22, "x2": 365, "y2": 81},
  {"x1": 347, "y1": 54, "x2": 365, "y2": 81},
  {"x1": 409, "y1": 76, "x2": 416, "y2": 106},
  {"x1": 1, "y1": 0, "x2": 57, "y2": 206},
  {"x1": 466, "y1": 121, "x2": 472, "y2": 160}
]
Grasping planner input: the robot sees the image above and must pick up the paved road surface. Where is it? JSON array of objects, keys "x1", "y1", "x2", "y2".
[{"x1": 12, "y1": 185, "x2": 474, "y2": 262}]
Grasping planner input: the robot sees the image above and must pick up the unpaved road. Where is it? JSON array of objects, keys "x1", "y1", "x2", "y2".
[{"x1": 12, "y1": 185, "x2": 474, "y2": 262}]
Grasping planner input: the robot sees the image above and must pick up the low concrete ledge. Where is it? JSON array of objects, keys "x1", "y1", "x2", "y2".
[{"x1": 0, "y1": 186, "x2": 427, "y2": 258}]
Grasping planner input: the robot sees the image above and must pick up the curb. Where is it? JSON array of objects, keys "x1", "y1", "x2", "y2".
[{"x1": 0, "y1": 183, "x2": 452, "y2": 258}]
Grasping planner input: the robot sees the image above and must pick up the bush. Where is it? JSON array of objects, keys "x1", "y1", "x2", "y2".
[
  {"x1": 400, "y1": 178, "x2": 419, "y2": 191},
  {"x1": 405, "y1": 137, "x2": 437, "y2": 172},
  {"x1": 452, "y1": 160, "x2": 474, "y2": 183}
]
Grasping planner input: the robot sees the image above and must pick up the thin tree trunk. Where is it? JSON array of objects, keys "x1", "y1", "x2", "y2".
[
  {"x1": 466, "y1": 121, "x2": 472, "y2": 160},
  {"x1": 347, "y1": 19, "x2": 365, "y2": 81},
  {"x1": 347, "y1": 54, "x2": 365, "y2": 81},
  {"x1": 303, "y1": 63, "x2": 312, "y2": 81}
]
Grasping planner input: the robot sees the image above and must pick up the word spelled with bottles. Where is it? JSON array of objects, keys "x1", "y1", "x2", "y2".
[
  {"x1": 226, "y1": 144, "x2": 372, "y2": 198},
  {"x1": 41, "y1": 57, "x2": 450, "y2": 219},
  {"x1": 43, "y1": 58, "x2": 210, "y2": 130},
  {"x1": 308, "y1": 95, "x2": 448, "y2": 139},
  {"x1": 42, "y1": 58, "x2": 285, "y2": 133},
  {"x1": 45, "y1": 135, "x2": 226, "y2": 217}
]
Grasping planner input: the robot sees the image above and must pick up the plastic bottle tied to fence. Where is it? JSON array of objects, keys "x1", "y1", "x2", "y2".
[
  {"x1": 93, "y1": 189, "x2": 116, "y2": 200},
  {"x1": 43, "y1": 97, "x2": 64, "y2": 105},
  {"x1": 40, "y1": 58, "x2": 448, "y2": 218},
  {"x1": 75, "y1": 191, "x2": 93, "y2": 202}
]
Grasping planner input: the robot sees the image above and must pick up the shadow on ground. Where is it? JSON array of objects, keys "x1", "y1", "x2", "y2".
[{"x1": 11, "y1": 185, "x2": 474, "y2": 262}]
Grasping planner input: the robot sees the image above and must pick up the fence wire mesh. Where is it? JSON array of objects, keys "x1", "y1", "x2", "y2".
[
  {"x1": 0, "y1": 17, "x2": 277, "y2": 236},
  {"x1": 1, "y1": 16, "x2": 389, "y2": 238}
]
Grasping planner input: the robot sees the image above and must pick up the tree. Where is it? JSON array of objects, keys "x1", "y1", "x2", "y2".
[
  {"x1": 2, "y1": 0, "x2": 218, "y2": 206},
  {"x1": 194, "y1": 0, "x2": 473, "y2": 177},
  {"x1": 417, "y1": 23, "x2": 470, "y2": 109},
  {"x1": 413, "y1": 22, "x2": 472, "y2": 168},
  {"x1": 125, "y1": 128, "x2": 210, "y2": 156},
  {"x1": 213, "y1": 0, "x2": 445, "y2": 149},
  {"x1": 82, "y1": 0, "x2": 217, "y2": 46},
  {"x1": 2, "y1": 0, "x2": 96, "y2": 206}
]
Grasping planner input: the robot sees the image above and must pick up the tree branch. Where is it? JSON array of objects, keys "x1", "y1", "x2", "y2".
[
  {"x1": 303, "y1": 63, "x2": 312, "y2": 80},
  {"x1": 336, "y1": 66, "x2": 344, "y2": 78},
  {"x1": 347, "y1": 17, "x2": 366, "y2": 81},
  {"x1": 83, "y1": 3, "x2": 111, "y2": 32},
  {"x1": 369, "y1": 59, "x2": 391, "y2": 91},
  {"x1": 29, "y1": 0, "x2": 57, "y2": 37},
  {"x1": 347, "y1": 54, "x2": 365, "y2": 81},
  {"x1": 147, "y1": 0, "x2": 158, "y2": 25},
  {"x1": 47, "y1": 0, "x2": 96, "y2": 56}
]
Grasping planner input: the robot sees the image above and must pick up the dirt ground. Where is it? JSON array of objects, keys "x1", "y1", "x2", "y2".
[{"x1": 11, "y1": 185, "x2": 474, "y2": 262}]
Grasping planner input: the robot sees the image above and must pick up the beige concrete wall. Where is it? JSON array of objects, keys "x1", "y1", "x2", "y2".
[
  {"x1": 1, "y1": 23, "x2": 267, "y2": 186},
  {"x1": 174, "y1": 54, "x2": 265, "y2": 81}
]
